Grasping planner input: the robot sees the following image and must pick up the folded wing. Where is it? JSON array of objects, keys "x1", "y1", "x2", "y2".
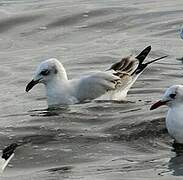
[
  {"x1": 72, "y1": 46, "x2": 167, "y2": 102},
  {"x1": 0, "y1": 143, "x2": 19, "y2": 173}
]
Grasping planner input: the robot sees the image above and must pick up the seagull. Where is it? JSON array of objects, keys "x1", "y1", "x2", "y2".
[
  {"x1": 177, "y1": 26, "x2": 183, "y2": 61},
  {"x1": 0, "y1": 143, "x2": 19, "y2": 173},
  {"x1": 180, "y1": 26, "x2": 183, "y2": 40},
  {"x1": 150, "y1": 85, "x2": 183, "y2": 144},
  {"x1": 26, "y1": 46, "x2": 167, "y2": 107}
]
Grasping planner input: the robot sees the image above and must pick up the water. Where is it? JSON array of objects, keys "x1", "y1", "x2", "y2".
[{"x1": 0, "y1": 0, "x2": 183, "y2": 179}]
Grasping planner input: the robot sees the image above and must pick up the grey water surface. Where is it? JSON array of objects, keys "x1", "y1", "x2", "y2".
[{"x1": 0, "y1": 0, "x2": 183, "y2": 179}]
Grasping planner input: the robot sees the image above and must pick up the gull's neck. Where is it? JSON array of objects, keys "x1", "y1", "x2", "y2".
[
  {"x1": 57, "y1": 63, "x2": 68, "y2": 81},
  {"x1": 44, "y1": 67, "x2": 72, "y2": 105},
  {"x1": 45, "y1": 65, "x2": 69, "y2": 91},
  {"x1": 169, "y1": 101, "x2": 183, "y2": 109}
]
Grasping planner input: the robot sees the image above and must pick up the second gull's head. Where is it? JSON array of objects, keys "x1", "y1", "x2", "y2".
[{"x1": 150, "y1": 85, "x2": 183, "y2": 110}]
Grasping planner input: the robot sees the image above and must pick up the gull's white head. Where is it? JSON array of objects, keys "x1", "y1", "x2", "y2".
[
  {"x1": 180, "y1": 26, "x2": 183, "y2": 40},
  {"x1": 26, "y1": 58, "x2": 67, "y2": 92},
  {"x1": 150, "y1": 85, "x2": 183, "y2": 110}
]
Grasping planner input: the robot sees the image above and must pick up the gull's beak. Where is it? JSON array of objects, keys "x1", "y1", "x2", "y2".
[
  {"x1": 150, "y1": 100, "x2": 169, "y2": 110},
  {"x1": 25, "y1": 79, "x2": 40, "y2": 92}
]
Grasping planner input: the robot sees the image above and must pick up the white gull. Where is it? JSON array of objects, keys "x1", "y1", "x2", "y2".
[
  {"x1": 0, "y1": 143, "x2": 19, "y2": 173},
  {"x1": 26, "y1": 46, "x2": 167, "y2": 107},
  {"x1": 180, "y1": 26, "x2": 183, "y2": 40},
  {"x1": 150, "y1": 85, "x2": 183, "y2": 144}
]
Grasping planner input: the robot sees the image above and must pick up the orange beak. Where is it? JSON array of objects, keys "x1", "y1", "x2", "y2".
[{"x1": 150, "y1": 100, "x2": 169, "y2": 110}]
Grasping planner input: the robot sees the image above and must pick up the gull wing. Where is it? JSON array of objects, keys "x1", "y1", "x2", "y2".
[
  {"x1": 73, "y1": 46, "x2": 152, "y2": 102},
  {"x1": 0, "y1": 153, "x2": 14, "y2": 173},
  {"x1": 0, "y1": 143, "x2": 19, "y2": 173},
  {"x1": 104, "y1": 46, "x2": 167, "y2": 100},
  {"x1": 108, "y1": 46, "x2": 151, "y2": 75},
  {"x1": 72, "y1": 71, "x2": 122, "y2": 101}
]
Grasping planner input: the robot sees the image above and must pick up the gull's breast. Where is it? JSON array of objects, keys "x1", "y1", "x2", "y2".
[{"x1": 166, "y1": 107, "x2": 183, "y2": 143}]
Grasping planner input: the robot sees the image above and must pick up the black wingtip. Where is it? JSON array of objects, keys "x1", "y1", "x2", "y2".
[
  {"x1": 145, "y1": 55, "x2": 168, "y2": 65},
  {"x1": 1, "y1": 141, "x2": 28, "y2": 161},
  {"x1": 134, "y1": 55, "x2": 168, "y2": 75},
  {"x1": 2, "y1": 143, "x2": 19, "y2": 160},
  {"x1": 135, "y1": 46, "x2": 151, "y2": 64}
]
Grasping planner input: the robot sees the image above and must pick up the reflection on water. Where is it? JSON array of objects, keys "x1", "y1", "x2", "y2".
[
  {"x1": 167, "y1": 143, "x2": 183, "y2": 176},
  {"x1": 29, "y1": 107, "x2": 69, "y2": 117},
  {"x1": 169, "y1": 154, "x2": 183, "y2": 176}
]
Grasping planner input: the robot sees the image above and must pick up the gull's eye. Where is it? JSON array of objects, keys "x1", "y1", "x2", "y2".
[
  {"x1": 169, "y1": 93, "x2": 176, "y2": 99},
  {"x1": 40, "y1": 69, "x2": 50, "y2": 76}
]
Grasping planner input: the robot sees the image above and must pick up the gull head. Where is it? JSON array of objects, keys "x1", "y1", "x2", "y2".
[
  {"x1": 26, "y1": 58, "x2": 67, "y2": 92},
  {"x1": 150, "y1": 85, "x2": 183, "y2": 110},
  {"x1": 180, "y1": 25, "x2": 183, "y2": 40}
]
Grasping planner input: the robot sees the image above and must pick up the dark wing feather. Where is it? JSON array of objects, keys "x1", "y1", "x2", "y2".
[
  {"x1": 2, "y1": 143, "x2": 18, "y2": 160},
  {"x1": 108, "y1": 46, "x2": 152, "y2": 75}
]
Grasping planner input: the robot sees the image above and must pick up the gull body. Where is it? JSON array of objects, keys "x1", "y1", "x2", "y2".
[
  {"x1": 0, "y1": 143, "x2": 19, "y2": 173},
  {"x1": 26, "y1": 46, "x2": 166, "y2": 107},
  {"x1": 180, "y1": 26, "x2": 183, "y2": 40},
  {"x1": 150, "y1": 85, "x2": 183, "y2": 144}
]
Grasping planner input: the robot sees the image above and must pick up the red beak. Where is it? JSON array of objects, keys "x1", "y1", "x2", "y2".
[{"x1": 150, "y1": 100, "x2": 168, "y2": 110}]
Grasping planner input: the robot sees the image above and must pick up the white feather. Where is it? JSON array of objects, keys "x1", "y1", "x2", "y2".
[
  {"x1": 151, "y1": 85, "x2": 183, "y2": 144},
  {"x1": 0, "y1": 153, "x2": 14, "y2": 173},
  {"x1": 27, "y1": 58, "x2": 145, "y2": 106},
  {"x1": 180, "y1": 26, "x2": 183, "y2": 40}
]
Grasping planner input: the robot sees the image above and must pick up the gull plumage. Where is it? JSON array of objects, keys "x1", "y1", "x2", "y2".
[
  {"x1": 150, "y1": 85, "x2": 183, "y2": 144},
  {"x1": 0, "y1": 143, "x2": 19, "y2": 173},
  {"x1": 180, "y1": 26, "x2": 183, "y2": 40},
  {"x1": 26, "y1": 46, "x2": 167, "y2": 107}
]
